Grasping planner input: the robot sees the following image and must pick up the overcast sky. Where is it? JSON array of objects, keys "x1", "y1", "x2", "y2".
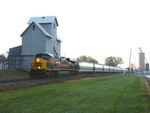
[{"x1": 0, "y1": 0, "x2": 150, "y2": 67}]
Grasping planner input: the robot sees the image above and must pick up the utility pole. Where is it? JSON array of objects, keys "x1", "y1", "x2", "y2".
[{"x1": 128, "y1": 48, "x2": 132, "y2": 75}]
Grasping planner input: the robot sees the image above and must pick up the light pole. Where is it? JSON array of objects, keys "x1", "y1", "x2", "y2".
[{"x1": 128, "y1": 48, "x2": 132, "y2": 75}]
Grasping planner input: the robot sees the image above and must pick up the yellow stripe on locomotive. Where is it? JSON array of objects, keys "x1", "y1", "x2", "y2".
[{"x1": 31, "y1": 58, "x2": 47, "y2": 70}]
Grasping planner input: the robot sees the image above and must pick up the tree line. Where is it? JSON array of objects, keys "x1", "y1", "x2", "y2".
[{"x1": 77, "y1": 55, "x2": 123, "y2": 67}]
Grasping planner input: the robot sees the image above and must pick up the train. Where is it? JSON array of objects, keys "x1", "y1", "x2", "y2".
[{"x1": 30, "y1": 53, "x2": 127, "y2": 78}]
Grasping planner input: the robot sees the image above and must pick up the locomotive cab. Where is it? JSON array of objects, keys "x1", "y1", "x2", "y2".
[
  {"x1": 30, "y1": 53, "x2": 57, "y2": 78},
  {"x1": 31, "y1": 53, "x2": 55, "y2": 70}
]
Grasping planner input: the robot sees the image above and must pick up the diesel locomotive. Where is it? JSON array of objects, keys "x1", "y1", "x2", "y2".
[{"x1": 30, "y1": 53, "x2": 126, "y2": 78}]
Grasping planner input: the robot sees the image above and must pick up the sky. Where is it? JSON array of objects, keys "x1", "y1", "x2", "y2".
[{"x1": 0, "y1": 0, "x2": 150, "y2": 68}]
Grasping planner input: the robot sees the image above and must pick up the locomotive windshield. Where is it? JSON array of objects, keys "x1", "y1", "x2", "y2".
[{"x1": 35, "y1": 53, "x2": 53, "y2": 60}]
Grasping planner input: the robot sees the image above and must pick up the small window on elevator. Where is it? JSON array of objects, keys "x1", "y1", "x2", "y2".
[{"x1": 32, "y1": 25, "x2": 35, "y2": 31}]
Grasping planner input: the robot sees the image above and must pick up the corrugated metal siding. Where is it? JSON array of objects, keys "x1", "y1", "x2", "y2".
[
  {"x1": 8, "y1": 56, "x2": 22, "y2": 69},
  {"x1": 8, "y1": 46, "x2": 22, "y2": 69},
  {"x1": 57, "y1": 41, "x2": 61, "y2": 56},
  {"x1": 22, "y1": 24, "x2": 46, "y2": 69},
  {"x1": 22, "y1": 55, "x2": 34, "y2": 70},
  {"x1": 36, "y1": 23, "x2": 52, "y2": 38},
  {"x1": 45, "y1": 37, "x2": 53, "y2": 54},
  {"x1": 41, "y1": 23, "x2": 52, "y2": 36},
  {"x1": 39, "y1": 21, "x2": 57, "y2": 38},
  {"x1": 51, "y1": 21, "x2": 57, "y2": 38},
  {"x1": 22, "y1": 24, "x2": 46, "y2": 55},
  {"x1": 9, "y1": 46, "x2": 22, "y2": 55}
]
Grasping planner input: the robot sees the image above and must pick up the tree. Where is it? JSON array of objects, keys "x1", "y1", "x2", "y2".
[
  {"x1": 0, "y1": 53, "x2": 8, "y2": 70},
  {"x1": 77, "y1": 55, "x2": 98, "y2": 64},
  {"x1": 0, "y1": 54, "x2": 6, "y2": 62},
  {"x1": 105, "y1": 56, "x2": 123, "y2": 67}
]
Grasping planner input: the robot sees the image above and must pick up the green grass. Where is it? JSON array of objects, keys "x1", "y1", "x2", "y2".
[
  {"x1": 0, "y1": 75, "x2": 150, "y2": 113},
  {"x1": 0, "y1": 70, "x2": 30, "y2": 80}
]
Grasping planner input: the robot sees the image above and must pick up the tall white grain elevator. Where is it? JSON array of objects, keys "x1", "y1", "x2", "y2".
[{"x1": 139, "y1": 48, "x2": 145, "y2": 72}]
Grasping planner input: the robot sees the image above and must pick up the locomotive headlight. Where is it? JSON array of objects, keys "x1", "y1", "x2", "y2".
[
  {"x1": 36, "y1": 58, "x2": 40, "y2": 62},
  {"x1": 37, "y1": 66, "x2": 41, "y2": 69}
]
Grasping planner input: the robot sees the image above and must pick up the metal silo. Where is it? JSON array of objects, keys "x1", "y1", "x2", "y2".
[{"x1": 139, "y1": 48, "x2": 145, "y2": 72}]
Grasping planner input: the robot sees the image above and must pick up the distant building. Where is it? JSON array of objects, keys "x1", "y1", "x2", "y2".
[
  {"x1": 146, "y1": 63, "x2": 149, "y2": 71},
  {"x1": 8, "y1": 16, "x2": 61, "y2": 70},
  {"x1": 139, "y1": 51, "x2": 145, "y2": 72}
]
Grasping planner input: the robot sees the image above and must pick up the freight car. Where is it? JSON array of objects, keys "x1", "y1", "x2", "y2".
[{"x1": 30, "y1": 53, "x2": 126, "y2": 78}]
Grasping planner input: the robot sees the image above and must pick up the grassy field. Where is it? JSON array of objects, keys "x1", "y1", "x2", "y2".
[{"x1": 0, "y1": 75, "x2": 150, "y2": 113}]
